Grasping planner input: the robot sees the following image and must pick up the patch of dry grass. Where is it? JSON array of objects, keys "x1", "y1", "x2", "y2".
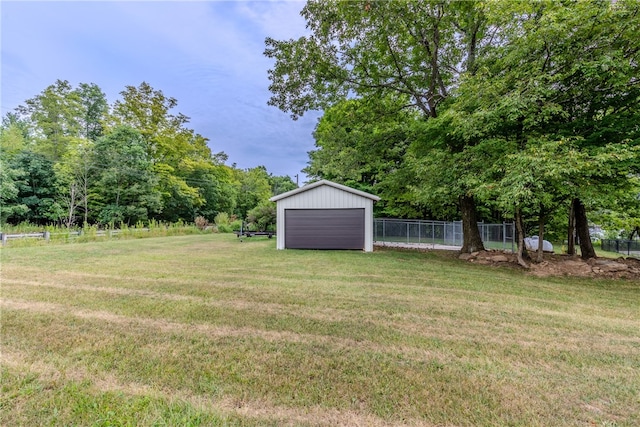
[{"x1": 1, "y1": 234, "x2": 639, "y2": 426}]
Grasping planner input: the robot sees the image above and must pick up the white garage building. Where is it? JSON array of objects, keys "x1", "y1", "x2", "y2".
[{"x1": 270, "y1": 180, "x2": 380, "y2": 252}]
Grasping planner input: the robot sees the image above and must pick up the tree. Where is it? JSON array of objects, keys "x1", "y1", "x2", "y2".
[
  {"x1": 246, "y1": 201, "x2": 277, "y2": 231},
  {"x1": 452, "y1": 0, "x2": 640, "y2": 259},
  {"x1": 16, "y1": 79, "x2": 82, "y2": 161},
  {"x1": 1, "y1": 113, "x2": 30, "y2": 157},
  {"x1": 90, "y1": 126, "x2": 161, "y2": 225},
  {"x1": 265, "y1": 0, "x2": 490, "y2": 252},
  {"x1": 0, "y1": 158, "x2": 29, "y2": 223},
  {"x1": 75, "y1": 83, "x2": 108, "y2": 141},
  {"x1": 109, "y1": 82, "x2": 226, "y2": 222},
  {"x1": 234, "y1": 166, "x2": 272, "y2": 220},
  {"x1": 55, "y1": 138, "x2": 95, "y2": 227},
  {"x1": 269, "y1": 174, "x2": 297, "y2": 196},
  {"x1": 8, "y1": 151, "x2": 63, "y2": 225},
  {"x1": 304, "y1": 97, "x2": 426, "y2": 218}
]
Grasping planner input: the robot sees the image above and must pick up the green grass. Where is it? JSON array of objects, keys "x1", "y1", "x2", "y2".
[{"x1": 1, "y1": 234, "x2": 639, "y2": 426}]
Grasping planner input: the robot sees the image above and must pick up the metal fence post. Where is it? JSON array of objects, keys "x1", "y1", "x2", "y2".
[
  {"x1": 431, "y1": 222, "x2": 434, "y2": 244},
  {"x1": 502, "y1": 222, "x2": 506, "y2": 250}
]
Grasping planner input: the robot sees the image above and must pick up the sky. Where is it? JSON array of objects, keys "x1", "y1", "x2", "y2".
[{"x1": 1, "y1": 0, "x2": 320, "y2": 182}]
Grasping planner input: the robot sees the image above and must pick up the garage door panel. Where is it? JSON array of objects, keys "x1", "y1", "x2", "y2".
[{"x1": 285, "y1": 209, "x2": 364, "y2": 250}]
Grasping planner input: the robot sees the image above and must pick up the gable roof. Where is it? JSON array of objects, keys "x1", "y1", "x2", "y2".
[{"x1": 270, "y1": 179, "x2": 381, "y2": 202}]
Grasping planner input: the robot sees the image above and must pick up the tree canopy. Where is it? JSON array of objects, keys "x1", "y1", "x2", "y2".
[
  {"x1": 266, "y1": 0, "x2": 640, "y2": 259},
  {"x1": 1, "y1": 81, "x2": 297, "y2": 228}
]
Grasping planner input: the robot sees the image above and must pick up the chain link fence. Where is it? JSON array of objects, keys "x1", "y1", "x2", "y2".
[
  {"x1": 601, "y1": 239, "x2": 640, "y2": 256},
  {"x1": 374, "y1": 219, "x2": 515, "y2": 251}
]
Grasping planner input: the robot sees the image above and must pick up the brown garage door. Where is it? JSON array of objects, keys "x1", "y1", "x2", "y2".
[{"x1": 285, "y1": 209, "x2": 365, "y2": 250}]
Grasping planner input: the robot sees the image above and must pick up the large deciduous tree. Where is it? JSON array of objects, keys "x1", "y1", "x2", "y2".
[
  {"x1": 76, "y1": 83, "x2": 108, "y2": 141},
  {"x1": 8, "y1": 151, "x2": 63, "y2": 225},
  {"x1": 305, "y1": 97, "x2": 426, "y2": 218},
  {"x1": 109, "y1": 82, "x2": 230, "y2": 221},
  {"x1": 90, "y1": 126, "x2": 161, "y2": 225},
  {"x1": 448, "y1": 0, "x2": 640, "y2": 260},
  {"x1": 16, "y1": 79, "x2": 82, "y2": 161},
  {"x1": 265, "y1": 0, "x2": 490, "y2": 252}
]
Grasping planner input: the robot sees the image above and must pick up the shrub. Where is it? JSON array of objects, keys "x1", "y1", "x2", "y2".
[
  {"x1": 216, "y1": 224, "x2": 234, "y2": 233},
  {"x1": 230, "y1": 219, "x2": 243, "y2": 231},
  {"x1": 246, "y1": 202, "x2": 276, "y2": 232},
  {"x1": 194, "y1": 216, "x2": 209, "y2": 231},
  {"x1": 214, "y1": 212, "x2": 230, "y2": 227}
]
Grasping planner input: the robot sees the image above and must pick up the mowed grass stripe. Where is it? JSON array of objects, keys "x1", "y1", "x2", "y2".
[
  {"x1": 4, "y1": 278, "x2": 638, "y2": 364},
  {"x1": 1, "y1": 350, "x2": 412, "y2": 427},
  {"x1": 2, "y1": 305, "x2": 543, "y2": 425},
  {"x1": 5, "y1": 295, "x2": 635, "y2": 371},
  {"x1": 3, "y1": 279, "x2": 640, "y2": 346},
  {"x1": 2, "y1": 234, "x2": 639, "y2": 425}
]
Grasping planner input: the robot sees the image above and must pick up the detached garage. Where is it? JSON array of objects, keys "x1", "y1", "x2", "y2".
[{"x1": 270, "y1": 180, "x2": 380, "y2": 252}]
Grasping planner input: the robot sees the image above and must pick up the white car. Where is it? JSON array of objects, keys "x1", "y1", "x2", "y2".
[{"x1": 524, "y1": 236, "x2": 554, "y2": 253}]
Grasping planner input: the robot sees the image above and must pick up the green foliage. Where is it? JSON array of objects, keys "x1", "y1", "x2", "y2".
[
  {"x1": 16, "y1": 79, "x2": 83, "y2": 161},
  {"x1": 76, "y1": 83, "x2": 108, "y2": 141},
  {"x1": 305, "y1": 97, "x2": 427, "y2": 218},
  {"x1": 246, "y1": 201, "x2": 276, "y2": 232},
  {"x1": 266, "y1": 0, "x2": 640, "y2": 256},
  {"x1": 214, "y1": 212, "x2": 230, "y2": 227},
  {"x1": 0, "y1": 159, "x2": 29, "y2": 224},
  {"x1": 265, "y1": 1, "x2": 487, "y2": 119},
  {"x1": 90, "y1": 126, "x2": 162, "y2": 225},
  {"x1": 269, "y1": 174, "x2": 297, "y2": 196},
  {"x1": 234, "y1": 166, "x2": 272, "y2": 220},
  {"x1": 265, "y1": 0, "x2": 491, "y2": 250},
  {"x1": 7, "y1": 151, "x2": 63, "y2": 225}
]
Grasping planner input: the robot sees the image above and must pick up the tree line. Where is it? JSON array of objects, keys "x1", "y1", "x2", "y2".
[
  {"x1": 0, "y1": 81, "x2": 296, "y2": 228},
  {"x1": 265, "y1": 0, "x2": 640, "y2": 263}
]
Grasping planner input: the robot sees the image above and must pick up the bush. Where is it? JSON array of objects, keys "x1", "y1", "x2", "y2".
[
  {"x1": 214, "y1": 212, "x2": 230, "y2": 227},
  {"x1": 246, "y1": 202, "x2": 276, "y2": 232},
  {"x1": 230, "y1": 219, "x2": 243, "y2": 231},
  {"x1": 216, "y1": 224, "x2": 234, "y2": 233},
  {"x1": 194, "y1": 216, "x2": 209, "y2": 231}
]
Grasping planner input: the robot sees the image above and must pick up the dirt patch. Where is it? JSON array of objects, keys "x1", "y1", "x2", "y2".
[{"x1": 461, "y1": 250, "x2": 640, "y2": 279}]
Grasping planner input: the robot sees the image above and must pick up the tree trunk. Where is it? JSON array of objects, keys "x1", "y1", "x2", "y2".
[
  {"x1": 567, "y1": 201, "x2": 576, "y2": 255},
  {"x1": 573, "y1": 198, "x2": 596, "y2": 259},
  {"x1": 536, "y1": 206, "x2": 545, "y2": 263},
  {"x1": 67, "y1": 183, "x2": 76, "y2": 229},
  {"x1": 515, "y1": 207, "x2": 530, "y2": 268},
  {"x1": 459, "y1": 194, "x2": 485, "y2": 253}
]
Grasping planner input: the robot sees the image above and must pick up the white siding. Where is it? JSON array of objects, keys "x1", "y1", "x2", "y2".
[{"x1": 275, "y1": 185, "x2": 375, "y2": 252}]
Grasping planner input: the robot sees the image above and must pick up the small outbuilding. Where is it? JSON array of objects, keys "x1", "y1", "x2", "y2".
[{"x1": 270, "y1": 179, "x2": 380, "y2": 252}]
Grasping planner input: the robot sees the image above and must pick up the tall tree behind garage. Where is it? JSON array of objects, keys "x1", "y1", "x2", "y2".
[{"x1": 265, "y1": 0, "x2": 489, "y2": 253}]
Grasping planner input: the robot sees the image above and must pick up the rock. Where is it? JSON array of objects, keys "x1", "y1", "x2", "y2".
[
  {"x1": 490, "y1": 255, "x2": 510, "y2": 262},
  {"x1": 598, "y1": 262, "x2": 629, "y2": 273},
  {"x1": 459, "y1": 253, "x2": 473, "y2": 261},
  {"x1": 562, "y1": 260, "x2": 593, "y2": 276}
]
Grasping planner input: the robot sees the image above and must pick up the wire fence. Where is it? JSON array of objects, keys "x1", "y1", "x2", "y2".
[
  {"x1": 374, "y1": 218, "x2": 515, "y2": 251},
  {"x1": 601, "y1": 239, "x2": 640, "y2": 256}
]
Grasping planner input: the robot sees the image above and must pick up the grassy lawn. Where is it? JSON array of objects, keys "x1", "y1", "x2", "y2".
[{"x1": 1, "y1": 234, "x2": 638, "y2": 426}]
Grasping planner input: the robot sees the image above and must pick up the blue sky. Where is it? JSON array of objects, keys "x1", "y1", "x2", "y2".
[{"x1": 1, "y1": 0, "x2": 319, "y2": 181}]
